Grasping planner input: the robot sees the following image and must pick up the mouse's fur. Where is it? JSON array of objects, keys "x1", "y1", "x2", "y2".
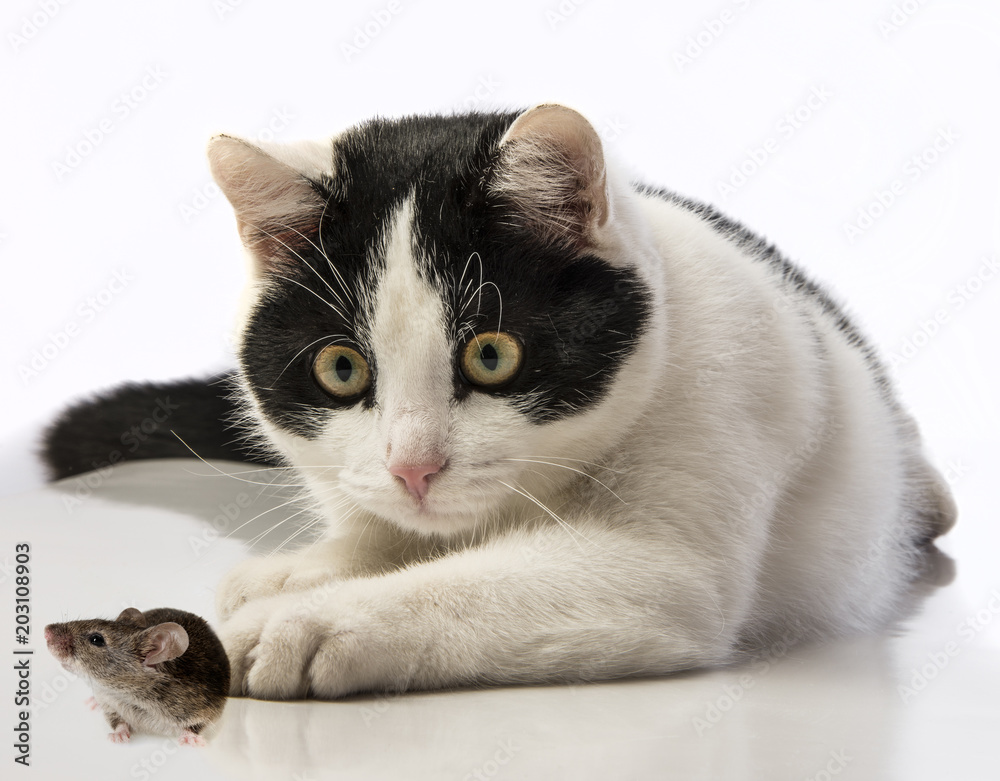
[{"x1": 45, "y1": 608, "x2": 229, "y2": 742}]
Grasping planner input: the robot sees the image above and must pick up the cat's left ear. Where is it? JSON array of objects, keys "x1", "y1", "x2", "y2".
[
  {"x1": 490, "y1": 104, "x2": 611, "y2": 251},
  {"x1": 207, "y1": 136, "x2": 330, "y2": 274}
]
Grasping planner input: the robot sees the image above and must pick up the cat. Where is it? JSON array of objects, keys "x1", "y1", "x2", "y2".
[{"x1": 43, "y1": 104, "x2": 956, "y2": 699}]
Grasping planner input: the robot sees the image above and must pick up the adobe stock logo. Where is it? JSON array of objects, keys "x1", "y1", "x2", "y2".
[
  {"x1": 18, "y1": 269, "x2": 134, "y2": 385},
  {"x1": 841, "y1": 128, "x2": 958, "y2": 244},
  {"x1": 51, "y1": 67, "x2": 168, "y2": 181},
  {"x1": 341, "y1": 1, "x2": 402, "y2": 62}
]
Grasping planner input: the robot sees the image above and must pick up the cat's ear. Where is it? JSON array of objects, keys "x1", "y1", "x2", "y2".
[
  {"x1": 490, "y1": 104, "x2": 611, "y2": 251},
  {"x1": 207, "y1": 135, "x2": 329, "y2": 273}
]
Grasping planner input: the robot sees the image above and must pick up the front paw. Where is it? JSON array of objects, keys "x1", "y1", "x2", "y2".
[
  {"x1": 220, "y1": 586, "x2": 362, "y2": 700},
  {"x1": 216, "y1": 553, "x2": 337, "y2": 621},
  {"x1": 108, "y1": 723, "x2": 131, "y2": 743}
]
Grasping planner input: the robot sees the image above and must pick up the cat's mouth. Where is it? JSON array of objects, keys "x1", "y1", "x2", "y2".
[{"x1": 338, "y1": 462, "x2": 511, "y2": 535}]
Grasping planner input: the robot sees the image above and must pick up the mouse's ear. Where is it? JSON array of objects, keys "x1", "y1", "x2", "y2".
[
  {"x1": 116, "y1": 608, "x2": 147, "y2": 628},
  {"x1": 141, "y1": 623, "x2": 190, "y2": 668}
]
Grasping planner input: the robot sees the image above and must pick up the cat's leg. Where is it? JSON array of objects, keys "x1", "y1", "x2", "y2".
[
  {"x1": 216, "y1": 517, "x2": 419, "y2": 620},
  {"x1": 217, "y1": 546, "x2": 336, "y2": 621},
  {"x1": 221, "y1": 521, "x2": 745, "y2": 699}
]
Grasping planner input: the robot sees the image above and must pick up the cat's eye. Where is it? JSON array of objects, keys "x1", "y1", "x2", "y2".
[
  {"x1": 460, "y1": 332, "x2": 523, "y2": 388},
  {"x1": 313, "y1": 344, "x2": 372, "y2": 401},
  {"x1": 88, "y1": 633, "x2": 106, "y2": 648}
]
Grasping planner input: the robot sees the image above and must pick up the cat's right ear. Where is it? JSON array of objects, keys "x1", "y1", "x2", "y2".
[
  {"x1": 207, "y1": 135, "x2": 328, "y2": 274},
  {"x1": 489, "y1": 104, "x2": 611, "y2": 252}
]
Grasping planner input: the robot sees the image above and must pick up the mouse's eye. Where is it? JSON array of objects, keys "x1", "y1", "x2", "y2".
[{"x1": 88, "y1": 633, "x2": 106, "y2": 647}]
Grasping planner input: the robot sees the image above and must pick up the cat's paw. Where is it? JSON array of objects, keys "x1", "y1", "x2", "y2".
[
  {"x1": 221, "y1": 586, "x2": 368, "y2": 700},
  {"x1": 216, "y1": 554, "x2": 337, "y2": 621}
]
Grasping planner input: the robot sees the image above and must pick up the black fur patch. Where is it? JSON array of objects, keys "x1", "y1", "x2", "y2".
[
  {"x1": 46, "y1": 111, "x2": 883, "y2": 475},
  {"x1": 637, "y1": 183, "x2": 896, "y2": 405},
  {"x1": 241, "y1": 112, "x2": 653, "y2": 435},
  {"x1": 40, "y1": 374, "x2": 272, "y2": 480}
]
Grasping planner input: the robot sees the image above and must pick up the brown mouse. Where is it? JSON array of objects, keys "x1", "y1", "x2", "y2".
[{"x1": 44, "y1": 607, "x2": 229, "y2": 745}]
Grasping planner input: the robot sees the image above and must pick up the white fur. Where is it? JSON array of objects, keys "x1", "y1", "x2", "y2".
[{"x1": 215, "y1": 113, "x2": 954, "y2": 699}]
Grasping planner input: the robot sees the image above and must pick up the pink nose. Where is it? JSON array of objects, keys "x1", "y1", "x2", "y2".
[{"x1": 389, "y1": 462, "x2": 443, "y2": 501}]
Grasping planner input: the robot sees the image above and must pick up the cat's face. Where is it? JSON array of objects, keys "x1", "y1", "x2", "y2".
[{"x1": 211, "y1": 106, "x2": 662, "y2": 536}]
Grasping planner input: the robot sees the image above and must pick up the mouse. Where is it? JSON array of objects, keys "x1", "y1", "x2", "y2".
[{"x1": 44, "y1": 607, "x2": 230, "y2": 745}]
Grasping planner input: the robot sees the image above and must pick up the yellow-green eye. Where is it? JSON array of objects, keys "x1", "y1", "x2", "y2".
[
  {"x1": 313, "y1": 344, "x2": 371, "y2": 400},
  {"x1": 460, "y1": 331, "x2": 523, "y2": 388}
]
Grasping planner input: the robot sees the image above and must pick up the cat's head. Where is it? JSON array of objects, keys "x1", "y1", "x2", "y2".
[{"x1": 209, "y1": 104, "x2": 664, "y2": 537}]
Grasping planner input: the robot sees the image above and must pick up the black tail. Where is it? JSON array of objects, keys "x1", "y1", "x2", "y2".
[{"x1": 40, "y1": 373, "x2": 277, "y2": 480}]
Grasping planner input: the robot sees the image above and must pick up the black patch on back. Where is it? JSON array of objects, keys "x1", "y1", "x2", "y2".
[{"x1": 636, "y1": 183, "x2": 895, "y2": 405}]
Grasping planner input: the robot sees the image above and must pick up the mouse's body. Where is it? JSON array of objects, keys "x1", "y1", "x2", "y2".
[{"x1": 45, "y1": 607, "x2": 229, "y2": 745}]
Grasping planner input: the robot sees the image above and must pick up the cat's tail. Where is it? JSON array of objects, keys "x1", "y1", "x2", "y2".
[{"x1": 39, "y1": 373, "x2": 277, "y2": 480}]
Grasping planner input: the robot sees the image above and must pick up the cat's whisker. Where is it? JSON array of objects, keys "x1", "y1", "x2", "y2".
[
  {"x1": 350, "y1": 506, "x2": 378, "y2": 563},
  {"x1": 231, "y1": 233, "x2": 348, "y2": 324},
  {"x1": 266, "y1": 219, "x2": 354, "y2": 312},
  {"x1": 227, "y1": 492, "x2": 315, "y2": 540},
  {"x1": 316, "y1": 195, "x2": 353, "y2": 303},
  {"x1": 461, "y1": 279, "x2": 498, "y2": 321},
  {"x1": 244, "y1": 219, "x2": 353, "y2": 316},
  {"x1": 189, "y1": 463, "x2": 335, "y2": 477},
  {"x1": 495, "y1": 479, "x2": 595, "y2": 552},
  {"x1": 273, "y1": 273, "x2": 351, "y2": 323},
  {"x1": 246, "y1": 489, "x2": 352, "y2": 553},
  {"x1": 279, "y1": 208, "x2": 357, "y2": 308},
  {"x1": 172, "y1": 433, "x2": 312, "y2": 489},
  {"x1": 244, "y1": 478, "x2": 347, "y2": 541},
  {"x1": 268, "y1": 512, "x2": 326, "y2": 555},
  {"x1": 503, "y1": 458, "x2": 628, "y2": 504},
  {"x1": 501, "y1": 458, "x2": 627, "y2": 504},
  {"x1": 456, "y1": 251, "x2": 479, "y2": 302},
  {"x1": 271, "y1": 334, "x2": 353, "y2": 385},
  {"x1": 459, "y1": 252, "x2": 487, "y2": 317},
  {"x1": 510, "y1": 454, "x2": 626, "y2": 474}
]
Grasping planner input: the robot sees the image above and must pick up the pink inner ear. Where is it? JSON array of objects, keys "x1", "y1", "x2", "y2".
[
  {"x1": 491, "y1": 104, "x2": 610, "y2": 249},
  {"x1": 142, "y1": 623, "x2": 189, "y2": 668}
]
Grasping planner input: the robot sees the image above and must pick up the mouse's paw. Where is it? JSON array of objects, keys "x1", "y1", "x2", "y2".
[
  {"x1": 84, "y1": 695, "x2": 99, "y2": 711},
  {"x1": 222, "y1": 585, "x2": 377, "y2": 700},
  {"x1": 178, "y1": 729, "x2": 206, "y2": 747},
  {"x1": 217, "y1": 554, "x2": 337, "y2": 621},
  {"x1": 108, "y1": 723, "x2": 131, "y2": 744}
]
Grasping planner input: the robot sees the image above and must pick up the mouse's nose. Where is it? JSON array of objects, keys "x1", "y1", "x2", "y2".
[
  {"x1": 44, "y1": 625, "x2": 71, "y2": 656},
  {"x1": 389, "y1": 462, "x2": 444, "y2": 501}
]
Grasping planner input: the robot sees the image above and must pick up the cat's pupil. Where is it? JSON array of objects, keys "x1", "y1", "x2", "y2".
[
  {"x1": 480, "y1": 344, "x2": 499, "y2": 371},
  {"x1": 335, "y1": 355, "x2": 353, "y2": 382}
]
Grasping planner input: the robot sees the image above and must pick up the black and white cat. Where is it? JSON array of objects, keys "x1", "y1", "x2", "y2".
[{"x1": 44, "y1": 104, "x2": 956, "y2": 699}]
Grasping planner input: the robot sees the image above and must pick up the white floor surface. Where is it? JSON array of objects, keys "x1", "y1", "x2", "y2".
[{"x1": 2, "y1": 458, "x2": 997, "y2": 781}]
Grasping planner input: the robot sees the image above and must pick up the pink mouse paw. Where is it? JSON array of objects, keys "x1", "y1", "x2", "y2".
[
  {"x1": 84, "y1": 696, "x2": 99, "y2": 711},
  {"x1": 108, "y1": 723, "x2": 131, "y2": 744},
  {"x1": 178, "y1": 729, "x2": 206, "y2": 747}
]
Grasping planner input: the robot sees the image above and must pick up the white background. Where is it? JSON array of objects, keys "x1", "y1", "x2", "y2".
[
  {"x1": 2, "y1": 4, "x2": 999, "y2": 778},
  {"x1": 3, "y1": 0, "x2": 998, "y2": 510}
]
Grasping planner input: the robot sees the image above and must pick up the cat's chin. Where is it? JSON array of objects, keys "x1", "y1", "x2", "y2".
[{"x1": 375, "y1": 500, "x2": 480, "y2": 538}]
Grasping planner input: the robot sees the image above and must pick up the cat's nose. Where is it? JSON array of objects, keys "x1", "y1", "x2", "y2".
[{"x1": 389, "y1": 462, "x2": 444, "y2": 501}]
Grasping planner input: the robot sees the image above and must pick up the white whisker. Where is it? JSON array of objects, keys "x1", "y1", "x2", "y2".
[
  {"x1": 502, "y1": 457, "x2": 627, "y2": 504},
  {"x1": 495, "y1": 479, "x2": 595, "y2": 552}
]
